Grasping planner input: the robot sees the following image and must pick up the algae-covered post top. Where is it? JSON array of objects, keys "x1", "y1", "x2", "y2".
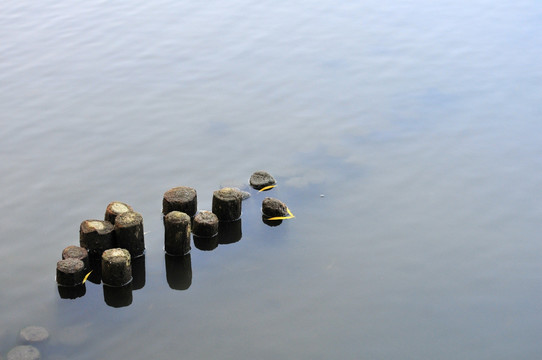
[
  {"x1": 62, "y1": 245, "x2": 89, "y2": 269},
  {"x1": 249, "y1": 170, "x2": 276, "y2": 190},
  {"x1": 101, "y1": 248, "x2": 132, "y2": 287},
  {"x1": 212, "y1": 187, "x2": 242, "y2": 221},
  {"x1": 105, "y1": 201, "x2": 134, "y2": 225},
  {"x1": 162, "y1": 186, "x2": 197, "y2": 216}
]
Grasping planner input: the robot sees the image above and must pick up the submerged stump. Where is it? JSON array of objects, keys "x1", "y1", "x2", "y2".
[
  {"x1": 192, "y1": 211, "x2": 219, "y2": 237},
  {"x1": 79, "y1": 220, "x2": 115, "y2": 256},
  {"x1": 62, "y1": 245, "x2": 89, "y2": 269},
  {"x1": 164, "y1": 211, "x2": 191, "y2": 256},
  {"x1": 114, "y1": 211, "x2": 145, "y2": 257},
  {"x1": 6, "y1": 345, "x2": 40, "y2": 360},
  {"x1": 101, "y1": 248, "x2": 132, "y2": 287},
  {"x1": 56, "y1": 258, "x2": 85, "y2": 286},
  {"x1": 162, "y1": 186, "x2": 197, "y2": 217},
  {"x1": 105, "y1": 201, "x2": 134, "y2": 225},
  {"x1": 19, "y1": 326, "x2": 49, "y2": 344},
  {"x1": 212, "y1": 187, "x2": 242, "y2": 221}
]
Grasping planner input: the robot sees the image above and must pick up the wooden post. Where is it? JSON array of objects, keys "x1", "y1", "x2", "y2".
[
  {"x1": 105, "y1": 201, "x2": 134, "y2": 225},
  {"x1": 79, "y1": 220, "x2": 115, "y2": 256},
  {"x1": 212, "y1": 187, "x2": 242, "y2": 221},
  {"x1": 101, "y1": 248, "x2": 132, "y2": 287},
  {"x1": 192, "y1": 211, "x2": 219, "y2": 237},
  {"x1": 114, "y1": 211, "x2": 145, "y2": 257},
  {"x1": 164, "y1": 211, "x2": 191, "y2": 256},
  {"x1": 162, "y1": 186, "x2": 197, "y2": 216},
  {"x1": 56, "y1": 258, "x2": 85, "y2": 286}
]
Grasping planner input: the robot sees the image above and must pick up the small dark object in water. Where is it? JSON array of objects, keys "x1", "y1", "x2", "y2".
[
  {"x1": 6, "y1": 345, "x2": 40, "y2": 360},
  {"x1": 56, "y1": 258, "x2": 85, "y2": 286},
  {"x1": 114, "y1": 211, "x2": 145, "y2": 257},
  {"x1": 249, "y1": 170, "x2": 276, "y2": 190},
  {"x1": 162, "y1": 186, "x2": 197, "y2": 216},
  {"x1": 79, "y1": 220, "x2": 115, "y2": 256},
  {"x1": 193, "y1": 211, "x2": 219, "y2": 237},
  {"x1": 262, "y1": 197, "x2": 288, "y2": 218},
  {"x1": 164, "y1": 211, "x2": 191, "y2": 256},
  {"x1": 62, "y1": 245, "x2": 89, "y2": 269},
  {"x1": 212, "y1": 187, "x2": 242, "y2": 221},
  {"x1": 19, "y1": 326, "x2": 49, "y2": 344},
  {"x1": 105, "y1": 201, "x2": 134, "y2": 225},
  {"x1": 101, "y1": 248, "x2": 132, "y2": 287}
]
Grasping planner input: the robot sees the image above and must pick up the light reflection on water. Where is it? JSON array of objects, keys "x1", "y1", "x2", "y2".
[{"x1": 1, "y1": 0, "x2": 542, "y2": 359}]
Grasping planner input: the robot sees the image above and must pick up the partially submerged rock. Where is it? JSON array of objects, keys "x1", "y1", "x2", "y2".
[
  {"x1": 262, "y1": 197, "x2": 288, "y2": 218},
  {"x1": 249, "y1": 171, "x2": 276, "y2": 190}
]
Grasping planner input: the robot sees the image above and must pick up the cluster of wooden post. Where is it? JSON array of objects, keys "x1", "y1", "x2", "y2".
[
  {"x1": 161, "y1": 185, "x2": 244, "y2": 254},
  {"x1": 56, "y1": 201, "x2": 142, "y2": 291},
  {"x1": 56, "y1": 171, "x2": 287, "y2": 301}
]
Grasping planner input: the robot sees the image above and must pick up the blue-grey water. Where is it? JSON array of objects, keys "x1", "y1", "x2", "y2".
[{"x1": 1, "y1": 1, "x2": 542, "y2": 359}]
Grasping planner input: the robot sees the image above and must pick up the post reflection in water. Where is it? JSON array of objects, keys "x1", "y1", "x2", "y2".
[
  {"x1": 165, "y1": 253, "x2": 192, "y2": 290},
  {"x1": 131, "y1": 254, "x2": 146, "y2": 290},
  {"x1": 218, "y1": 219, "x2": 242, "y2": 245},
  {"x1": 103, "y1": 282, "x2": 133, "y2": 308},
  {"x1": 87, "y1": 254, "x2": 103, "y2": 284},
  {"x1": 57, "y1": 284, "x2": 86, "y2": 299},
  {"x1": 262, "y1": 216, "x2": 282, "y2": 227},
  {"x1": 193, "y1": 235, "x2": 219, "y2": 251}
]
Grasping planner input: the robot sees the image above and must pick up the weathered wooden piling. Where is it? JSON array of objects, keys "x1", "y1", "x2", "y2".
[
  {"x1": 62, "y1": 245, "x2": 89, "y2": 269},
  {"x1": 192, "y1": 211, "x2": 219, "y2": 237},
  {"x1": 56, "y1": 258, "x2": 85, "y2": 286},
  {"x1": 249, "y1": 170, "x2": 276, "y2": 190},
  {"x1": 164, "y1": 211, "x2": 191, "y2": 256},
  {"x1": 6, "y1": 345, "x2": 40, "y2": 360},
  {"x1": 162, "y1": 186, "x2": 197, "y2": 216},
  {"x1": 105, "y1": 201, "x2": 134, "y2": 225},
  {"x1": 101, "y1": 248, "x2": 132, "y2": 287},
  {"x1": 79, "y1": 220, "x2": 115, "y2": 256},
  {"x1": 212, "y1": 187, "x2": 242, "y2": 221},
  {"x1": 114, "y1": 211, "x2": 145, "y2": 257},
  {"x1": 19, "y1": 326, "x2": 49, "y2": 344},
  {"x1": 262, "y1": 197, "x2": 288, "y2": 217},
  {"x1": 165, "y1": 253, "x2": 192, "y2": 290}
]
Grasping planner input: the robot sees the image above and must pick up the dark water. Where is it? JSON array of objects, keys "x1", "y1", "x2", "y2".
[{"x1": 1, "y1": 1, "x2": 542, "y2": 359}]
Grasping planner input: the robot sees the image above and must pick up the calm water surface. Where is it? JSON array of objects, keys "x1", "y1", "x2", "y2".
[{"x1": 1, "y1": 1, "x2": 542, "y2": 359}]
